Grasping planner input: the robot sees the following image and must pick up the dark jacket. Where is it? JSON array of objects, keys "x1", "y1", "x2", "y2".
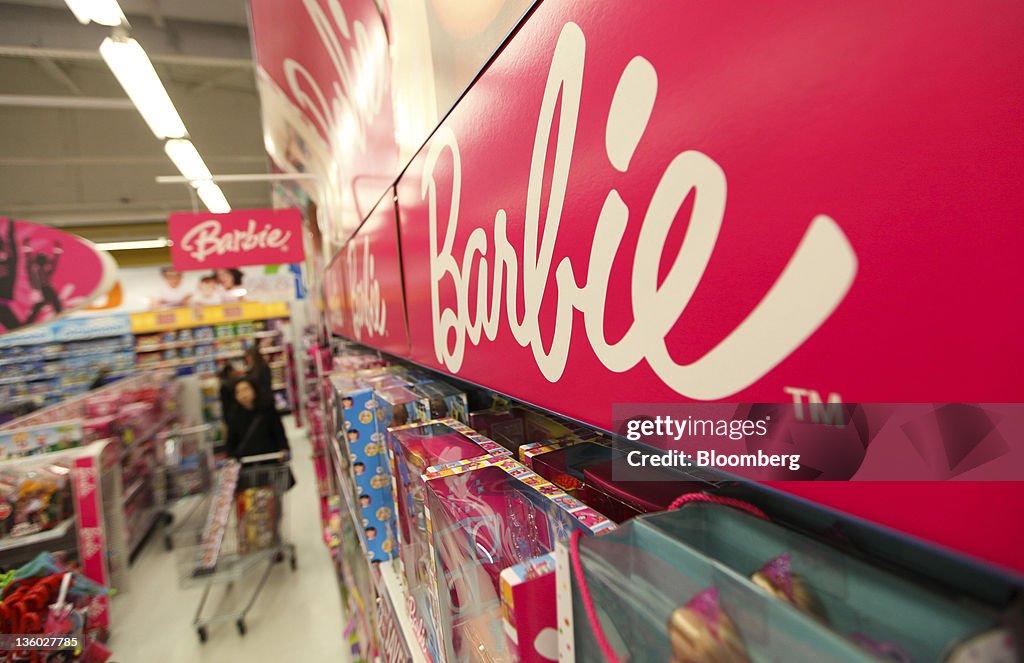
[
  {"x1": 219, "y1": 379, "x2": 236, "y2": 423},
  {"x1": 246, "y1": 361, "x2": 275, "y2": 410},
  {"x1": 226, "y1": 404, "x2": 290, "y2": 459}
]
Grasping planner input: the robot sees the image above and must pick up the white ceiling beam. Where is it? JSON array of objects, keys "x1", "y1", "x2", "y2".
[
  {"x1": 156, "y1": 174, "x2": 315, "y2": 184},
  {"x1": 0, "y1": 46, "x2": 252, "y2": 69},
  {"x1": 35, "y1": 58, "x2": 83, "y2": 95},
  {"x1": 188, "y1": 69, "x2": 243, "y2": 95},
  {"x1": 0, "y1": 155, "x2": 267, "y2": 167},
  {"x1": 3, "y1": 200, "x2": 275, "y2": 226},
  {"x1": 0, "y1": 4, "x2": 253, "y2": 67},
  {"x1": 0, "y1": 94, "x2": 134, "y2": 109}
]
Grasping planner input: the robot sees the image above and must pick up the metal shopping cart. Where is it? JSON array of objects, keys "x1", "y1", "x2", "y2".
[
  {"x1": 173, "y1": 452, "x2": 297, "y2": 642},
  {"x1": 156, "y1": 424, "x2": 216, "y2": 550}
]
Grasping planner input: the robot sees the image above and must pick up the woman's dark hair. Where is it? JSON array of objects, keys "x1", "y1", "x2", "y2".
[
  {"x1": 219, "y1": 362, "x2": 235, "y2": 380},
  {"x1": 234, "y1": 376, "x2": 273, "y2": 409}
]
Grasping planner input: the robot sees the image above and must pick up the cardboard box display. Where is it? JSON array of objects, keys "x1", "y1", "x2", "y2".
[
  {"x1": 423, "y1": 456, "x2": 615, "y2": 663},
  {"x1": 329, "y1": 374, "x2": 397, "y2": 562},
  {"x1": 388, "y1": 418, "x2": 511, "y2": 663},
  {"x1": 500, "y1": 553, "x2": 559, "y2": 663}
]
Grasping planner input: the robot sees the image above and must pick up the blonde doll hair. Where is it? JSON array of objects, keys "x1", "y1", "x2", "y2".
[
  {"x1": 668, "y1": 590, "x2": 751, "y2": 663},
  {"x1": 750, "y1": 564, "x2": 829, "y2": 624}
]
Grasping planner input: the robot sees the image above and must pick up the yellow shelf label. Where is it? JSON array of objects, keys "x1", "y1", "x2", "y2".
[{"x1": 130, "y1": 302, "x2": 291, "y2": 333}]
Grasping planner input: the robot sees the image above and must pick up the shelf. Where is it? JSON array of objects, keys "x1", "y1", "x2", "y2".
[
  {"x1": 135, "y1": 330, "x2": 281, "y2": 353},
  {"x1": 269, "y1": 361, "x2": 287, "y2": 369},
  {"x1": 0, "y1": 517, "x2": 76, "y2": 553},
  {"x1": 0, "y1": 346, "x2": 133, "y2": 366},
  {"x1": 137, "y1": 358, "x2": 193, "y2": 370},
  {"x1": 377, "y1": 560, "x2": 432, "y2": 663},
  {"x1": 122, "y1": 410, "x2": 175, "y2": 453},
  {"x1": 272, "y1": 382, "x2": 287, "y2": 391},
  {"x1": 120, "y1": 477, "x2": 150, "y2": 504},
  {"x1": 139, "y1": 344, "x2": 285, "y2": 369},
  {"x1": 127, "y1": 505, "x2": 162, "y2": 556},
  {"x1": 0, "y1": 374, "x2": 62, "y2": 386}
]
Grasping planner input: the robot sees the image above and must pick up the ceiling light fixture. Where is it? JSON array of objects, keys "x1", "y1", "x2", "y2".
[
  {"x1": 65, "y1": 0, "x2": 125, "y2": 27},
  {"x1": 164, "y1": 139, "x2": 213, "y2": 184},
  {"x1": 95, "y1": 238, "x2": 171, "y2": 251},
  {"x1": 194, "y1": 181, "x2": 231, "y2": 214},
  {"x1": 99, "y1": 37, "x2": 186, "y2": 139}
]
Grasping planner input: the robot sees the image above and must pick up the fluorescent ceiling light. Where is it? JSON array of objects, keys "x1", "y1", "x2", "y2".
[
  {"x1": 195, "y1": 181, "x2": 231, "y2": 214},
  {"x1": 99, "y1": 37, "x2": 186, "y2": 139},
  {"x1": 65, "y1": 0, "x2": 125, "y2": 26},
  {"x1": 164, "y1": 139, "x2": 213, "y2": 183},
  {"x1": 96, "y1": 238, "x2": 171, "y2": 251}
]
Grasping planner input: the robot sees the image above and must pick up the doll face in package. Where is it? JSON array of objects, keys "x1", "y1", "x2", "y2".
[{"x1": 426, "y1": 466, "x2": 582, "y2": 662}]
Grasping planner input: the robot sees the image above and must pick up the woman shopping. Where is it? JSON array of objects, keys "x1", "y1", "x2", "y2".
[
  {"x1": 226, "y1": 378, "x2": 290, "y2": 460},
  {"x1": 226, "y1": 377, "x2": 295, "y2": 501}
]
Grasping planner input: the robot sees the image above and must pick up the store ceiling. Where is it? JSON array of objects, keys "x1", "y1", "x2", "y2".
[{"x1": 0, "y1": 0, "x2": 271, "y2": 262}]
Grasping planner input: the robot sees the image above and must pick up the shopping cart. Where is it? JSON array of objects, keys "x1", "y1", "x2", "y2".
[
  {"x1": 156, "y1": 424, "x2": 216, "y2": 550},
  {"x1": 173, "y1": 452, "x2": 297, "y2": 642}
]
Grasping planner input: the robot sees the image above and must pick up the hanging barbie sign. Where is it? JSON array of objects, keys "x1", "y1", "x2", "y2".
[{"x1": 0, "y1": 218, "x2": 117, "y2": 336}]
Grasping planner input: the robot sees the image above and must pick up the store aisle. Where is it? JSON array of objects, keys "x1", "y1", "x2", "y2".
[{"x1": 109, "y1": 416, "x2": 351, "y2": 663}]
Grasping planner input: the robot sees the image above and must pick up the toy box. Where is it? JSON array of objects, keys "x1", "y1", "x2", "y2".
[
  {"x1": 236, "y1": 486, "x2": 278, "y2": 554},
  {"x1": 387, "y1": 419, "x2": 511, "y2": 662},
  {"x1": 411, "y1": 381, "x2": 469, "y2": 423},
  {"x1": 468, "y1": 407, "x2": 528, "y2": 454},
  {"x1": 374, "y1": 385, "x2": 430, "y2": 430},
  {"x1": 329, "y1": 374, "x2": 397, "y2": 562},
  {"x1": 423, "y1": 456, "x2": 615, "y2": 663},
  {"x1": 523, "y1": 410, "x2": 582, "y2": 446},
  {"x1": 521, "y1": 439, "x2": 689, "y2": 523},
  {"x1": 499, "y1": 553, "x2": 559, "y2": 663},
  {"x1": 0, "y1": 463, "x2": 73, "y2": 538}
]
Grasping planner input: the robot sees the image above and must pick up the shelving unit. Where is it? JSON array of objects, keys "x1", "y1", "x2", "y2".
[
  {"x1": 0, "y1": 314, "x2": 136, "y2": 416},
  {"x1": 0, "y1": 517, "x2": 76, "y2": 554},
  {"x1": 376, "y1": 560, "x2": 432, "y2": 663},
  {"x1": 130, "y1": 301, "x2": 295, "y2": 413}
]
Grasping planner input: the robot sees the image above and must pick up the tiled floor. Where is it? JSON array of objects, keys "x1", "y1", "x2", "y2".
[{"x1": 109, "y1": 416, "x2": 350, "y2": 662}]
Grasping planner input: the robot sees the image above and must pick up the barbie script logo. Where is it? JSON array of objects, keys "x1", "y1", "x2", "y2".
[
  {"x1": 345, "y1": 236, "x2": 387, "y2": 340},
  {"x1": 424, "y1": 22, "x2": 859, "y2": 400},
  {"x1": 179, "y1": 219, "x2": 293, "y2": 263}
]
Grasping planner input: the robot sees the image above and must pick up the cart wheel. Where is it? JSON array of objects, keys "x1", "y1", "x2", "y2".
[
  {"x1": 197, "y1": 627, "x2": 207, "y2": 643},
  {"x1": 290, "y1": 554, "x2": 297, "y2": 571},
  {"x1": 164, "y1": 534, "x2": 173, "y2": 551},
  {"x1": 236, "y1": 619, "x2": 247, "y2": 636}
]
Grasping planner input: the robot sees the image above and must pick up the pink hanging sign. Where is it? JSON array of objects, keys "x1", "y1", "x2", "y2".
[
  {"x1": 168, "y1": 208, "x2": 306, "y2": 270},
  {"x1": 0, "y1": 218, "x2": 117, "y2": 335}
]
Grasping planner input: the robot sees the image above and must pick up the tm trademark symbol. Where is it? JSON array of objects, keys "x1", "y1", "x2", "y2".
[{"x1": 783, "y1": 387, "x2": 845, "y2": 425}]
